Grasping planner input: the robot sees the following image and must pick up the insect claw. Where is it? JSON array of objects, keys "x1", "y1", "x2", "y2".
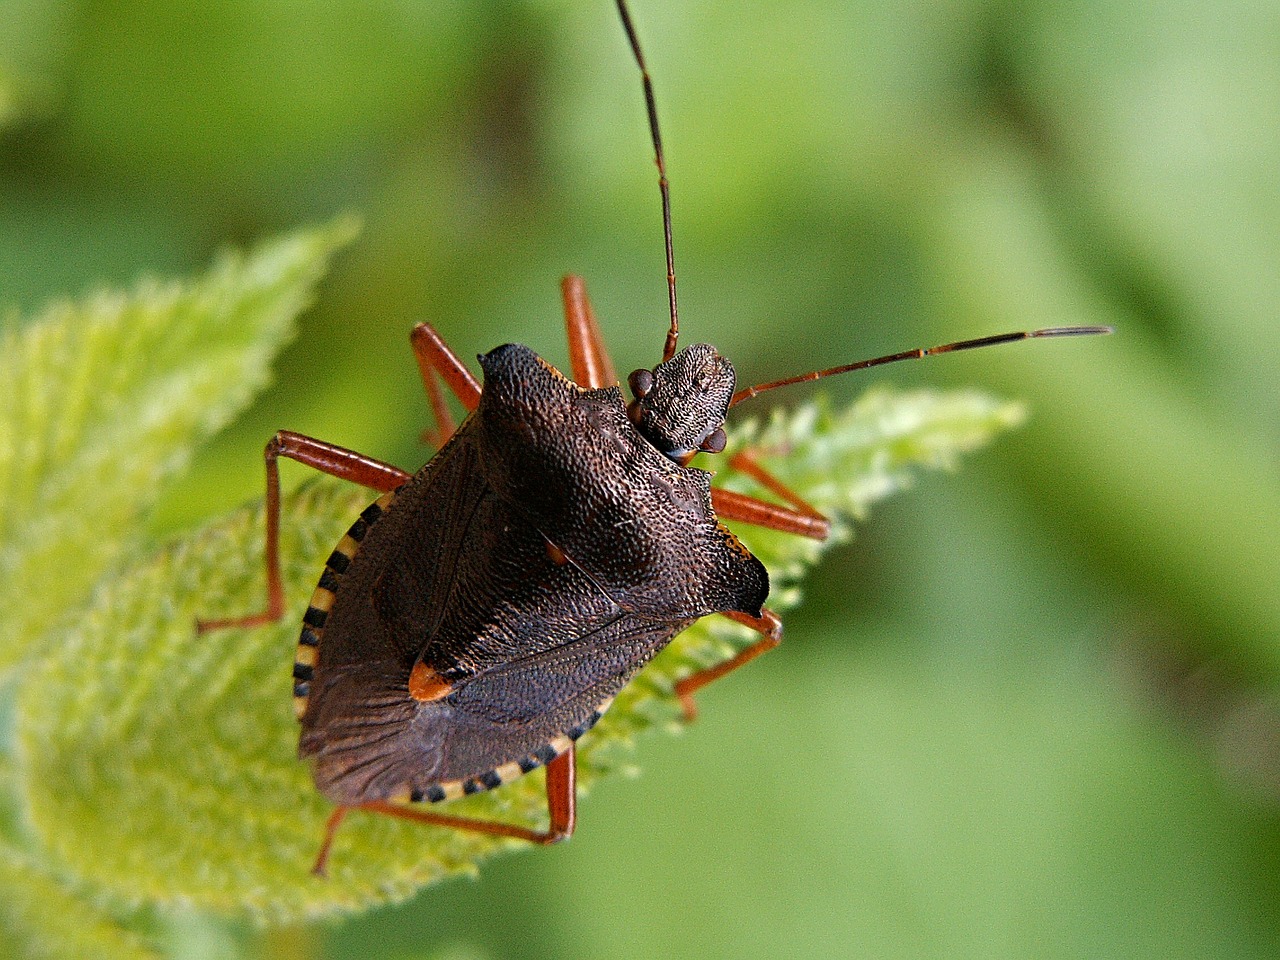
[
  {"x1": 195, "y1": 611, "x2": 275, "y2": 634},
  {"x1": 310, "y1": 805, "x2": 351, "y2": 878},
  {"x1": 678, "y1": 693, "x2": 700, "y2": 724}
]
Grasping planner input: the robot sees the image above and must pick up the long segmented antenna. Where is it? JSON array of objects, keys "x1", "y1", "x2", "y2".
[
  {"x1": 730, "y1": 325, "x2": 1113, "y2": 407},
  {"x1": 616, "y1": 0, "x2": 680, "y2": 362}
]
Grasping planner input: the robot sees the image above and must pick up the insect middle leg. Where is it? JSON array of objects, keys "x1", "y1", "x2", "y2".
[
  {"x1": 682, "y1": 453, "x2": 834, "y2": 718},
  {"x1": 561, "y1": 275, "x2": 618, "y2": 389},
  {"x1": 311, "y1": 747, "x2": 577, "y2": 876},
  {"x1": 196, "y1": 432, "x2": 410, "y2": 633},
  {"x1": 674, "y1": 609, "x2": 783, "y2": 722}
]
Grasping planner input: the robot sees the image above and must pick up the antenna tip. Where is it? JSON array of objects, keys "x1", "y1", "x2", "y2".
[{"x1": 1031, "y1": 325, "x2": 1115, "y2": 338}]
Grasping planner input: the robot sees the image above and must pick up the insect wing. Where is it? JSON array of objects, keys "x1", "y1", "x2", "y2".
[{"x1": 299, "y1": 428, "x2": 676, "y2": 804}]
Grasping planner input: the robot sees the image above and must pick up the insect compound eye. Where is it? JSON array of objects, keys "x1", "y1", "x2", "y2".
[
  {"x1": 699, "y1": 427, "x2": 727, "y2": 454},
  {"x1": 628, "y1": 368, "x2": 654, "y2": 399}
]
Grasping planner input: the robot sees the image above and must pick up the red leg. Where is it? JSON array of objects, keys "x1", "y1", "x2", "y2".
[
  {"x1": 418, "y1": 363, "x2": 456, "y2": 450},
  {"x1": 196, "y1": 431, "x2": 410, "y2": 633},
  {"x1": 727, "y1": 450, "x2": 829, "y2": 528},
  {"x1": 562, "y1": 275, "x2": 618, "y2": 389},
  {"x1": 712, "y1": 489, "x2": 830, "y2": 540},
  {"x1": 675, "y1": 609, "x2": 783, "y2": 721},
  {"x1": 311, "y1": 746, "x2": 578, "y2": 876},
  {"x1": 410, "y1": 323, "x2": 482, "y2": 447},
  {"x1": 712, "y1": 449, "x2": 831, "y2": 540}
]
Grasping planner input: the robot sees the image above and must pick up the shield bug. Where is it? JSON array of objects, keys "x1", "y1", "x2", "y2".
[{"x1": 200, "y1": 0, "x2": 1109, "y2": 875}]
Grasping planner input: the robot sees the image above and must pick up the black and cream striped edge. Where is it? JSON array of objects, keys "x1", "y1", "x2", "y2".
[
  {"x1": 388, "y1": 696, "x2": 614, "y2": 805},
  {"x1": 291, "y1": 490, "x2": 397, "y2": 720}
]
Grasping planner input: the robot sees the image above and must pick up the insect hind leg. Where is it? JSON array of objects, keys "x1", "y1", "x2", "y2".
[
  {"x1": 196, "y1": 431, "x2": 409, "y2": 633},
  {"x1": 310, "y1": 748, "x2": 577, "y2": 876}
]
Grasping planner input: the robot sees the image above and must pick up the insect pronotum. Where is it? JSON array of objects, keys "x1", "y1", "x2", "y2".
[{"x1": 200, "y1": 0, "x2": 1109, "y2": 875}]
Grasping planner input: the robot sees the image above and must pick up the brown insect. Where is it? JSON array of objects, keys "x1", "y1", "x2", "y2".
[{"x1": 200, "y1": 0, "x2": 1108, "y2": 875}]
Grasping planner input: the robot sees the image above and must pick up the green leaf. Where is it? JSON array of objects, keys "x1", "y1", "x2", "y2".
[
  {"x1": 15, "y1": 388, "x2": 1021, "y2": 923},
  {"x1": 0, "y1": 840, "x2": 161, "y2": 960},
  {"x1": 0, "y1": 218, "x2": 360, "y2": 675}
]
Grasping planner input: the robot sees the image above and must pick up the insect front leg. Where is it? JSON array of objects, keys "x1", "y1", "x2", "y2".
[
  {"x1": 196, "y1": 431, "x2": 410, "y2": 633},
  {"x1": 410, "y1": 322, "x2": 482, "y2": 447},
  {"x1": 712, "y1": 449, "x2": 831, "y2": 540},
  {"x1": 675, "y1": 609, "x2": 783, "y2": 722},
  {"x1": 681, "y1": 452, "x2": 830, "y2": 719},
  {"x1": 711, "y1": 489, "x2": 830, "y2": 540},
  {"x1": 310, "y1": 747, "x2": 577, "y2": 876},
  {"x1": 561, "y1": 275, "x2": 618, "y2": 389}
]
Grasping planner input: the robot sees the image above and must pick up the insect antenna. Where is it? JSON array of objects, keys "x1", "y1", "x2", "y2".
[
  {"x1": 615, "y1": 0, "x2": 680, "y2": 362},
  {"x1": 729, "y1": 325, "x2": 1113, "y2": 407}
]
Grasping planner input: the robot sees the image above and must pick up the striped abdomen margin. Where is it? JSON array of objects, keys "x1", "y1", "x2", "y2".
[
  {"x1": 387, "y1": 698, "x2": 612, "y2": 805},
  {"x1": 291, "y1": 488, "x2": 613, "y2": 804},
  {"x1": 292, "y1": 492, "x2": 397, "y2": 720}
]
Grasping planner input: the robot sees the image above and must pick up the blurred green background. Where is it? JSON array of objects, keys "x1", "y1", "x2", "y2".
[{"x1": 3, "y1": 0, "x2": 1279, "y2": 957}]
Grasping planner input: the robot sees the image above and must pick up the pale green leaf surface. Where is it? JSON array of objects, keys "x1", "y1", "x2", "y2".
[
  {"x1": 0, "y1": 840, "x2": 161, "y2": 960},
  {"x1": 16, "y1": 390, "x2": 1020, "y2": 923},
  {"x1": 0, "y1": 218, "x2": 359, "y2": 674}
]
